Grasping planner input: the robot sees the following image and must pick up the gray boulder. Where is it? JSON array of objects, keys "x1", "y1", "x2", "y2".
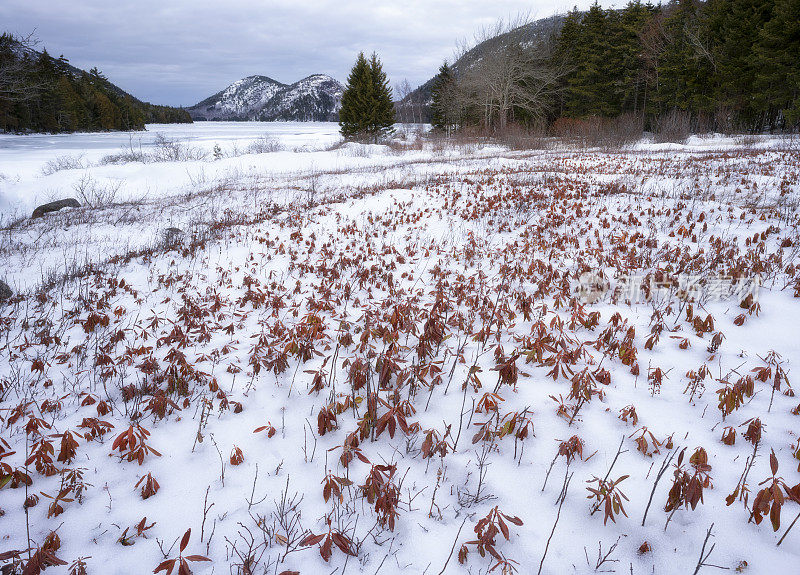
[
  {"x1": 164, "y1": 227, "x2": 185, "y2": 246},
  {"x1": 0, "y1": 280, "x2": 11, "y2": 301},
  {"x1": 32, "y1": 198, "x2": 80, "y2": 219}
]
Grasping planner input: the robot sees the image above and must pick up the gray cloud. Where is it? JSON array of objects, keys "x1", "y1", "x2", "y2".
[{"x1": 2, "y1": 0, "x2": 622, "y2": 106}]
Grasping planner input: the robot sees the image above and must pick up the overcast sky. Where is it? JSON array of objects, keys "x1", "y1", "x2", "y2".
[{"x1": 2, "y1": 0, "x2": 623, "y2": 107}]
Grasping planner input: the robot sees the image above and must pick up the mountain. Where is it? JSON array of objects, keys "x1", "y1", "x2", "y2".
[
  {"x1": 188, "y1": 74, "x2": 344, "y2": 122},
  {"x1": 0, "y1": 33, "x2": 191, "y2": 133},
  {"x1": 188, "y1": 75, "x2": 284, "y2": 121}
]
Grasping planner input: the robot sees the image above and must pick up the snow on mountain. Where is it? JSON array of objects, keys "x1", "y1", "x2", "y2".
[
  {"x1": 258, "y1": 75, "x2": 344, "y2": 122},
  {"x1": 188, "y1": 75, "x2": 285, "y2": 121},
  {"x1": 189, "y1": 74, "x2": 344, "y2": 122}
]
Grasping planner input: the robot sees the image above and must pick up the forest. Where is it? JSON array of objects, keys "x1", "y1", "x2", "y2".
[
  {"x1": 0, "y1": 34, "x2": 192, "y2": 133},
  {"x1": 428, "y1": 0, "x2": 800, "y2": 134}
]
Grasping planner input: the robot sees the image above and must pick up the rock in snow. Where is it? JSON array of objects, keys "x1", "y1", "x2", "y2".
[
  {"x1": 163, "y1": 227, "x2": 185, "y2": 246},
  {"x1": 0, "y1": 280, "x2": 11, "y2": 300},
  {"x1": 31, "y1": 198, "x2": 80, "y2": 219}
]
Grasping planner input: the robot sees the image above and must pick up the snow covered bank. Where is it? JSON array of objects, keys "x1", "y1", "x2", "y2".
[{"x1": 0, "y1": 127, "x2": 799, "y2": 575}]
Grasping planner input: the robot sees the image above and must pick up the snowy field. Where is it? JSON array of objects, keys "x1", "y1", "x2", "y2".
[{"x1": 1, "y1": 125, "x2": 800, "y2": 575}]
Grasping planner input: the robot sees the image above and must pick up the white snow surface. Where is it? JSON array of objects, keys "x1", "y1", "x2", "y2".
[{"x1": 0, "y1": 126, "x2": 799, "y2": 575}]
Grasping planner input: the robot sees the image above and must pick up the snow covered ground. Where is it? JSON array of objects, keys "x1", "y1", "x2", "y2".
[{"x1": 0, "y1": 125, "x2": 799, "y2": 575}]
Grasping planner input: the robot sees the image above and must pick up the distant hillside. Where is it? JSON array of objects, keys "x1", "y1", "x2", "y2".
[
  {"x1": 0, "y1": 33, "x2": 192, "y2": 133},
  {"x1": 189, "y1": 74, "x2": 344, "y2": 122},
  {"x1": 406, "y1": 0, "x2": 800, "y2": 132},
  {"x1": 402, "y1": 15, "x2": 564, "y2": 119}
]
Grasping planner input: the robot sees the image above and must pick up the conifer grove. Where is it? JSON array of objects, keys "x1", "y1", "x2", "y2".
[
  {"x1": 0, "y1": 34, "x2": 192, "y2": 133},
  {"x1": 339, "y1": 52, "x2": 395, "y2": 141},
  {"x1": 427, "y1": 0, "x2": 800, "y2": 133}
]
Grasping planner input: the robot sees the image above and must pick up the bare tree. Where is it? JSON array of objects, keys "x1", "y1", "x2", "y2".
[
  {"x1": 456, "y1": 17, "x2": 565, "y2": 133},
  {"x1": 638, "y1": 11, "x2": 669, "y2": 114},
  {"x1": 396, "y1": 79, "x2": 428, "y2": 124},
  {"x1": 0, "y1": 32, "x2": 49, "y2": 103},
  {"x1": 394, "y1": 79, "x2": 414, "y2": 124}
]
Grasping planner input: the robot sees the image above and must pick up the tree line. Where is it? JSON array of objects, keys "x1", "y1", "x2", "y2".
[
  {"x1": 430, "y1": 0, "x2": 799, "y2": 135},
  {"x1": 0, "y1": 33, "x2": 192, "y2": 133}
]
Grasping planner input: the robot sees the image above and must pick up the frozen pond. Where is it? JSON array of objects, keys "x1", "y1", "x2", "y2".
[
  {"x1": 0, "y1": 121, "x2": 341, "y2": 157},
  {"x1": 0, "y1": 122, "x2": 343, "y2": 219}
]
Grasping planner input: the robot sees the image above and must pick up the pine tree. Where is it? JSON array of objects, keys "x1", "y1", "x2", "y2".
[
  {"x1": 753, "y1": 0, "x2": 799, "y2": 129},
  {"x1": 705, "y1": 0, "x2": 775, "y2": 129},
  {"x1": 430, "y1": 62, "x2": 457, "y2": 134},
  {"x1": 339, "y1": 52, "x2": 394, "y2": 141},
  {"x1": 555, "y1": 3, "x2": 632, "y2": 117},
  {"x1": 653, "y1": 0, "x2": 713, "y2": 116},
  {"x1": 339, "y1": 53, "x2": 372, "y2": 139},
  {"x1": 615, "y1": 1, "x2": 657, "y2": 116},
  {"x1": 558, "y1": 3, "x2": 613, "y2": 116},
  {"x1": 368, "y1": 53, "x2": 395, "y2": 141},
  {"x1": 0, "y1": 34, "x2": 189, "y2": 133},
  {"x1": 552, "y1": 8, "x2": 583, "y2": 117},
  {"x1": 34, "y1": 50, "x2": 61, "y2": 132}
]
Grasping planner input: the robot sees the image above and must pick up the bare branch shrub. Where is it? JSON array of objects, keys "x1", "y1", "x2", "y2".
[
  {"x1": 246, "y1": 135, "x2": 284, "y2": 154},
  {"x1": 99, "y1": 133, "x2": 205, "y2": 164},
  {"x1": 551, "y1": 113, "x2": 644, "y2": 148},
  {"x1": 41, "y1": 154, "x2": 87, "y2": 176},
  {"x1": 496, "y1": 122, "x2": 548, "y2": 150},
  {"x1": 150, "y1": 133, "x2": 207, "y2": 162},
  {"x1": 71, "y1": 173, "x2": 122, "y2": 208},
  {"x1": 653, "y1": 109, "x2": 693, "y2": 144}
]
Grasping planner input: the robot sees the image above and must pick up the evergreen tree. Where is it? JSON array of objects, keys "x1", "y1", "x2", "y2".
[
  {"x1": 753, "y1": 0, "x2": 800, "y2": 129},
  {"x1": 0, "y1": 33, "x2": 191, "y2": 133},
  {"x1": 33, "y1": 50, "x2": 61, "y2": 132},
  {"x1": 557, "y1": 3, "x2": 614, "y2": 116},
  {"x1": 339, "y1": 52, "x2": 395, "y2": 141},
  {"x1": 368, "y1": 53, "x2": 395, "y2": 141},
  {"x1": 554, "y1": 2, "x2": 653, "y2": 118},
  {"x1": 615, "y1": 2, "x2": 657, "y2": 115},
  {"x1": 430, "y1": 62, "x2": 457, "y2": 134},
  {"x1": 579, "y1": 3, "x2": 618, "y2": 115},
  {"x1": 339, "y1": 53, "x2": 373, "y2": 139},
  {"x1": 552, "y1": 8, "x2": 583, "y2": 117},
  {"x1": 653, "y1": 0, "x2": 713, "y2": 116},
  {"x1": 705, "y1": 0, "x2": 774, "y2": 129}
]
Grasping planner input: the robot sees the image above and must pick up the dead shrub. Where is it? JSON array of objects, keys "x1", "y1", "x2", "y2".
[
  {"x1": 246, "y1": 135, "x2": 283, "y2": 154},
  {"x1": 496, "y1": 123, "x2": 548, "y2": 150},
  {"x1": 100, "y1": 133, "x2": 206, "y2": 164},
  {"x1": 72, "y1": 173, "x2": 122, "y2": 208},
  {"x1": 550, "y1": 113, "x2": 643, "y2": 148},
  {"x1": 653, "y1": 109, "x2": 692, "y2": 144},
  {"x1": 41, "y1": 154, "x2": 87, "y2": 176}
]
